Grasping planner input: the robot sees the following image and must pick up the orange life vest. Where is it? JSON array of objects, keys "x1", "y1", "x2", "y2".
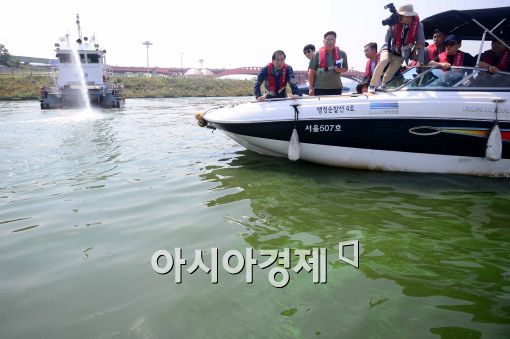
[
  {"x1": 481, "y1": 50, "x2": 510, "y2": 70},
  {"x1": 439, "y1": 51, "x2": 464, "y2": 66},
  {"x1": 319, "y1": 47, "x2": 341, "y2": 69},
  {"x1": 267, "y1": 63, "x2": 287, "y2": 96},
  {"x1": 395, "y1": 16, "x2": 420, "y2": 48},
  {"x1": 365, "y1": 53, "x2": 380, "y2": 79}
]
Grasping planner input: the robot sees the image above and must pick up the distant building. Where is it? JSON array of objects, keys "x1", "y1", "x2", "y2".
[
  {"x1": 201, "y1": 68, "x2": 215, "y2": 77},
  {"x1": 184, "y1": 68, "x2": 203, "y2": 78}
]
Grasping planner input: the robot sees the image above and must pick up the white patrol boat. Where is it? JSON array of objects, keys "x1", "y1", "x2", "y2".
[
  {"x1": 197, "y1": 7, "x2": 510, "y2": 177},
  {"x1": 40, "y1": 14, "x2": 124, "y2": 109}
]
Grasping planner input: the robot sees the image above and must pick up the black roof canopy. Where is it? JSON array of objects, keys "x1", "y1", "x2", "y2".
[{"x1": 422, "y1": 6, "x2": 510, "y2": 40}]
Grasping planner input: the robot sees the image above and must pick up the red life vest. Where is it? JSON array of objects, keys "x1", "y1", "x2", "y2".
[
  {"x1": 319, "y1": 47, "x2": 341, "y2": 69},
  {"x1": 408, "y1": 60, "x2": 418, "y2": 67},
  {"x1": 439, "y1": 51, "x2": 464, "y2": 66},
  {"x1": 267, "y1": 63, "x2": 287, "y2": 95},
  {"x1": 428, "y1": 43, "x2": 440, "y2": 61},
  {"x1": 365, "y1": 53, "x2": 380, "y2": 79},
  {"x1": 481, "y1": 50, "x2": 510, "y2": 70},
  {"x1": 395, "y1": 16, "x2": 420, "y2": 48}
]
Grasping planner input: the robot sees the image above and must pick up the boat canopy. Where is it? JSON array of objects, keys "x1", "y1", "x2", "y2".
[{"x1": 421, "y1": 6, "x2": 510, "y2": 40}]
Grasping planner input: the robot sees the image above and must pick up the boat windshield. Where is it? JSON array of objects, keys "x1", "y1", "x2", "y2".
[{"x1": 381, "y1": 66, "x2": 510, "y2": 91}]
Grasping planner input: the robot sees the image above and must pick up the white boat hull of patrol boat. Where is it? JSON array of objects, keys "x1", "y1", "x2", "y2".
[
  {"x1": 224, "y1": 131, "x2": 509, "y2": 176},
  {"x1": 203, "y1": 86, "x2": 510, "y2": 177}
]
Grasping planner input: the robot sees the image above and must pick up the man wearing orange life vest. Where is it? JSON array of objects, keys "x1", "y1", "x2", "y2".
[
  {"x1": 369, "y1": 4, "x2": 425, "y2": 92},
  {"x1": 308, "y1": 31, "x2": 348, "y2": 96},
  {"x1": 429, "y1": 34, "x2": 477, "y2": 70},
  {"x1": 424, "y1": 29, "x2": 446, "y2": 64},
  {"x1": 254, "y1": 50, "x2": 301, "y2": 102},
  {"x1": 363, "y1": 42, "x2": 380, "y2": 84},
  {"x1": 478, "y1": 35, "x2": 510, "y2": 73}
]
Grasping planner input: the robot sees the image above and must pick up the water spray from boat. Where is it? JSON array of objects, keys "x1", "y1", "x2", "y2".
[{"x1": 69, "y1": 15, "x2": 92, "y2": 110}]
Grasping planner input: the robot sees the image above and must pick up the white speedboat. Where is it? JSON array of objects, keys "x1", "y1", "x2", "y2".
[
  {"x1": 40, "y1": 14, "x2": 124, "y2": 109},
  {"x1": 198, "y1": 7, "x2": 510, "y2": 177}
]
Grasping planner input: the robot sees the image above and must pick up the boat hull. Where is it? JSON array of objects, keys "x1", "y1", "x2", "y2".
[
  {"x1": 40, "y1": 88, "x2": 124, "y2": 109},
  {"x1": 214, "y1": 118, "x2": 509, "y2": 158},
  {"x1": 204, "y1": 92, "x2": 510, "y2": 177},
  {"x1": 222, "y1": 130, "x2": 510, "y2": 177}
]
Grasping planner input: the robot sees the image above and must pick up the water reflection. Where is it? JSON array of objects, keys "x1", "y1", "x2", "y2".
[{"x1": 200, "y1": 151, "x2": 510, "y2": 327}]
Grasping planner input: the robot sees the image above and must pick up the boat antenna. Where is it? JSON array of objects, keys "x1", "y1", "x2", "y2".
[{"x1": 76, "y1": 14, "x2": 82, "y2": 41}]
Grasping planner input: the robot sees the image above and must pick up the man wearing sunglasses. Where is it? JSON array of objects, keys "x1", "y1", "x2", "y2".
[
  {"x1": 308, "y1": 31, "x2": 348, "y2": 96},
  {"x1": 303, "y1": 44, "x2": 316, "y2": 61},
  {"x1": 428, "y1": 34, "x2": 476, "y2": 70}
]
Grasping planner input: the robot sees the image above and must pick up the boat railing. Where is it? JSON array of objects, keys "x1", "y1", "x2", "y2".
[
  {"x1": 104, "y1": 81, "x2": 124, "y2": 99},
  {"x1": 472, "y1": 17, "x2": 509, "y2": 65},
  {"x1": 380, "y1": 66, "x2": 510, "y2": 92}
]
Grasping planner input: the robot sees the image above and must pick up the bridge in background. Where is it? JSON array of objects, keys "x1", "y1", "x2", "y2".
[
  {"x1": 109, "y1": 66, "x2": 364, "y2": 83},
  {"x1": 8, "y1": 56, "x2": 364, "y2": 83},
  {"x1": 214, "y1": 67, "x2": 363, "y2": 82}
]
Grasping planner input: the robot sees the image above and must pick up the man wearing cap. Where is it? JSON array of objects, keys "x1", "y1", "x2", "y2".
[
  {"x1": 429, "y1": 34, "x2": 477, "y2": 70},
  {"x1": 369, "y1": 3, "x2": 425, "y2": 92},
  {"x1": 478, "y1": 36, "x2": 510, "y2": 73}
]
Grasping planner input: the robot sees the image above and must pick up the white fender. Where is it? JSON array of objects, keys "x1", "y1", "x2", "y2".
[
  {"x1": 485, "y1": 123, "x2": 502, "y2": 161},
  {"x1": 288, "y1": 128, "x2": 300, "y2": 161}
]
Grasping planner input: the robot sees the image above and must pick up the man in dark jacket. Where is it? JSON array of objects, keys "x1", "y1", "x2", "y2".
[{"x1": 254, "y1": 50, "x2": 301, "y2": 101}]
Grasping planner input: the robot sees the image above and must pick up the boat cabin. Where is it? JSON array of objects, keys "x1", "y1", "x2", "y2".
[{"x1": 55, "y1": 47, "x2": 106, "y2": 88}]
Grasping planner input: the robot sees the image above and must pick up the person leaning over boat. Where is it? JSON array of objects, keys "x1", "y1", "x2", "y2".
[
  {"x1": 428, "y1": 35, "x2": 477, "y2": 70},
  {"x1": 368, "y1": 4, "x2": 425, "y2": 92},
  {"x1": 363, "y1": 42, "x2": 380, "y2": 84},
  {"x1": 478, "y1": 34, "x2": 510, "y2": 74},
  {"x1": 424, "y1": 29, "x2": 446, "y2": 64},
  {"x1": 308, "y1": 31, "x2": 348, "y2": 96},
  {"x1": 254, "y1": 50, "x2": 301, "y2": 102}
]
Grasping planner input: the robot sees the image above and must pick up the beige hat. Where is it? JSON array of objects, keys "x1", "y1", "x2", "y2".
[{"x1": 397, "y1": 4, "x2": 418, "y2": 17}]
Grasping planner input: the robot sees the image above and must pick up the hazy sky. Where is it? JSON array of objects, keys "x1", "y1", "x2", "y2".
[{"x1": 1, "y1": 0, "x2": 507, "y2": 71}]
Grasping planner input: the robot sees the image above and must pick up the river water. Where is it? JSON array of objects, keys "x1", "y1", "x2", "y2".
[{"x1": 0, "y1": 98, "x2": 509, "y2": 338}]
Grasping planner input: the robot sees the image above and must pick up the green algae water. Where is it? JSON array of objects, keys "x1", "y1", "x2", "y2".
[{"x1": 0, "y1": 98, "x2": 509, "y2": 338}]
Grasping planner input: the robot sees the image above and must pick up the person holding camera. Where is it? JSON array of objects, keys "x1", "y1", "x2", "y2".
[
  {"x1": 308, "y1": 31, "x2": 348, "y2": 96},
  {"x1": 369, "y1": 3, "x2": 425, "y2": 92}
]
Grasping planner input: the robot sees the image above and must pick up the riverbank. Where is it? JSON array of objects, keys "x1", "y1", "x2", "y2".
[{"x1": 0, "y1": 74, "x2": 254, "y2": 100}]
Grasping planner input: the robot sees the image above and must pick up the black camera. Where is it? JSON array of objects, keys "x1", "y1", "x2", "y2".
[{"x1": 381, "y1": 3, "x2": 399, "y2": 26}]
